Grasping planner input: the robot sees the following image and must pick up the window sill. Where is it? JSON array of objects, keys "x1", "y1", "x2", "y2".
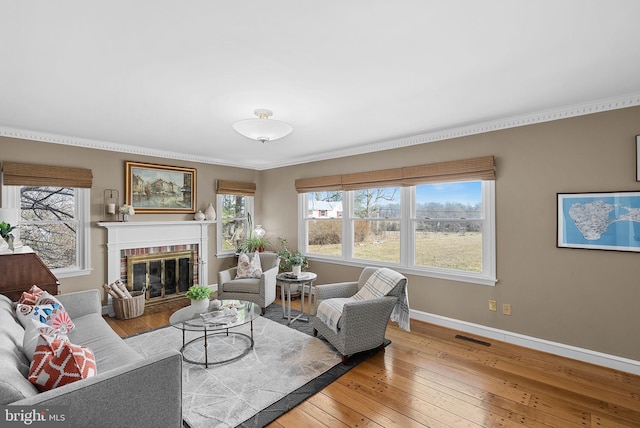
[
  {"x1": 53, "y1": 267, "x2": 92, "y2": 279},
  {"x1": 306, "y1": 256, "x2": 497, "y2": 286}
]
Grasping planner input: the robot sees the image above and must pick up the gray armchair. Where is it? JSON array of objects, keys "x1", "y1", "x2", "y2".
[
  {"x1": 312, "y1": 267, "x2": 407, "y2": 364},
  {"x1": 217, "y1": 252, "x2": 280, "y2": 314}
]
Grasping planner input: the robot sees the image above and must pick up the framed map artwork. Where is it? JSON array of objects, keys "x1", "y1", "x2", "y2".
[
  {"x1": 557, "y1": 191, "x2": 640, "y2": 252},
  {"x1": 637, "y1": 135, "x2": 639, "y2": 181}
]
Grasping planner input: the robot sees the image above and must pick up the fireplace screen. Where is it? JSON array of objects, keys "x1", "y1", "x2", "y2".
[{"x1": 126, "y1": 250, "x2": 193, "y2": 300}]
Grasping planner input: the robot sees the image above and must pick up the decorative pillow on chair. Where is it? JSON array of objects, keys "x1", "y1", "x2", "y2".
[
  {"x1": 28, "y1": 334, "x2": 96, "y2": 391},
  {"x1": 18, "y1": 285, "x2": 45, "y2": 305},
  {"x1": 23, "y1": 319, "x2": 69, "y2": 361},
  {"x1": 235, "y1": 251, "x2": 263, "y2": 279},
  {"x1": 16, "y1": 301, "x2": 75, "y2": 334}
]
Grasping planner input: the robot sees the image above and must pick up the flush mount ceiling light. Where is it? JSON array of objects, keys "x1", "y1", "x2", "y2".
[{"x1": 232, "y1": 109, "x2": 293, "y2": 143}]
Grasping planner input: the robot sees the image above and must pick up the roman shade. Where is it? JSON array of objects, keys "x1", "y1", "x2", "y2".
[
  {"x1": 2, "y1": 162, "x2": 93, "y2": 188},
  {"x1": 341, "y1": 167, "x2": 404, "y2": 191},
  {"x1": 295, "y1": 156, "x2": 495, "y2": 193},
  {"x1": 216, "y1": 180, "x2": 256, "y2": 196},
  {"x1": 402, "y1": 156, "x2": 495, "y2": 185},
  {"x1": 294, "y1": 175, "x2": 342, "y2": 193}
]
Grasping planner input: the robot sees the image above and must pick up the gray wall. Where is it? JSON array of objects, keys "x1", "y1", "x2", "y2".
[
  {"x1": 261, "y1": 106, "x2": 640, "y2": 361},
  {"x1": 2, "y1": 105, "x2": 639, "y2": 361}
]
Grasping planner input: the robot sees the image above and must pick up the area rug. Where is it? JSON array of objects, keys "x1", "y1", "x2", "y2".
[{"x1": 124, "y1": 310, "x2": 341, "y2": 428}]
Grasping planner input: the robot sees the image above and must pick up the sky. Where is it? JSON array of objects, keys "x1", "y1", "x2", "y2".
[{"x1": 415, "y1": 181, "x2": 481, "y2": 205}]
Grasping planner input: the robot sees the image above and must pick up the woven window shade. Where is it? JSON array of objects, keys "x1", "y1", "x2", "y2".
[
  {"x1": 341, "y1": 167, "x2": 403, "y2": 191},
  {"x1": 216, "y1": 180, "x2": 256, "y2": 196},
  {"x1": 2, "y1": 162, "x2": 93, "y2": 188},
  {"x1": 294, "y1": 156, "x2": 495, "y2": 193},
  {"x1": 294, "y1": 175, "x2": 342, "y2": 193},
  {"x1": 402, "y1": 156, "x2": 495, "y2": 185}
]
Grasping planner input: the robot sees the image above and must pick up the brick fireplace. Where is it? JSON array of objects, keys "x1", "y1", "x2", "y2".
[{"x1": 98, "y1": 220, "x2": 214, "y2": 308}]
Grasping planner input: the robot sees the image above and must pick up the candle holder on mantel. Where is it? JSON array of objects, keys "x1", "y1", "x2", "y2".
[{"x1": 103, "y1": 189, "x2": 119, "y2": 221}]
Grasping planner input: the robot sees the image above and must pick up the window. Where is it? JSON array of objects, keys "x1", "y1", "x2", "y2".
[
  {"x1": 305, "y1": 191, "x2": 343, "y2": 257},
  {"x1": 2, "y1": 185, "x2": 90, "y2": 278},
  {"x1": 413, "y1": 181, "x2": 484, "y2": 272},
  {"x1": 352, "y1": 187, "x2": 401, "y2": 263},
  {"x1": 216, "y1": 193, "x2": 254, "y2": 254},
  {"x1": 299, "y1": 180, "x2": 496, "y2": 285}
]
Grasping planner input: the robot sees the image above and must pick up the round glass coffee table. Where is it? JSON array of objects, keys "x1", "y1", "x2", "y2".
[{"x1": 169, "y1": 299, "x2": 260, "y2": 368}]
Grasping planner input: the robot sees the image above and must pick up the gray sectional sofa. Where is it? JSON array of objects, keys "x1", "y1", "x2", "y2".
[{"x1": 0, "y1": 289, "x2": 183, "y2": 427}]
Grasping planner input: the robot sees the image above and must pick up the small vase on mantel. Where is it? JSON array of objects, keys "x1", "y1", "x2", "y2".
[
  {"x1": 194, "y1": 210, "x2": 205, "y2": 221},
  {"x1": 205, "y1": 203, "x2": 216, "y2": 221}
]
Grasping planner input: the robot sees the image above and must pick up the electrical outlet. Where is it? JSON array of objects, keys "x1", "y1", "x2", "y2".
[
  {"x1": 503, "y1": 304, "x2": 512, "y2": 315},
  {"x1": 488, "y1": 300, "x2": 497, "y2": 312}
]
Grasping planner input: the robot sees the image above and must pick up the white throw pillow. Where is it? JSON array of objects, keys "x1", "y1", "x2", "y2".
[
  {"x1": 22, "y1": 319, "x2": 69, "y2": 361},
  {"x1": 15, "y1": 300, "x2": 75, "y2": 334},
  {"x1": 235, "y1": 251, "x2": 263, "y2": 279}
]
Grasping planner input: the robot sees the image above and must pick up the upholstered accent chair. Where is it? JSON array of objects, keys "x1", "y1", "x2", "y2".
[
  {"x1": 312, "y1": 266, "x2": 408, "y2": 364},
  {"x1": 217, "y1": 252, "x2": 280, "y2": 314}
]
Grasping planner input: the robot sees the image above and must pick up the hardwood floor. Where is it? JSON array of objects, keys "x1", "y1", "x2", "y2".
[{"x1": 104, "y1": 297, "x2": 640, "y2": 427}]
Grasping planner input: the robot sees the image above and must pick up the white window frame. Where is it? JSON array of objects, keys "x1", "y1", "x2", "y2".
[
  {"x1": 2, "y1": 185, "x2": 91, "y2": 278},
  {"x1": 298, "y1": 181, "x2": 496, "y2": 286},
  {"x1": 216, "y1": 193, "x2": 254, "y2": 257}
]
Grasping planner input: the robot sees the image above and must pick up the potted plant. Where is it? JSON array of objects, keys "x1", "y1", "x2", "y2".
[
  {"x1": 0, "y1": 221, "x2": 17, "y2": 251},
  {"x1": 237, "y1": 213, "x2": 270, "y2": 253},
  {"x1": 289, "y1": 253, "x2": 305, "y2": 277},
  {"x1": 277, "y1": 238, "x2": 308, "y2": 274},
  {"x1": 185, "y1": 285, "x2": 212, "y2": 313}
]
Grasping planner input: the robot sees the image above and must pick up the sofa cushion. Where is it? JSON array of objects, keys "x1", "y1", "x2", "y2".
[
  {"x1": 0, "y1": 295, "x2": 39, "y2": 404},
  {"x1": 28, "y1": 335, "x2": 97, "y2": 392},
  {"x1": 66, "y1": 313, "x2": 142, "y2": 373},
  {"x1": 221, "y1": 278, "x2": 261, "y2": 294}
]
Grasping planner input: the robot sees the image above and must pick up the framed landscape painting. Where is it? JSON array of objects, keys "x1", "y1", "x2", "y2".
[
  {"x1": 125, "y1": 161, "x2": 196, "y2": 214},
  {"x1": 557, "y1": 191, "x2": 640, "y2": 252}
]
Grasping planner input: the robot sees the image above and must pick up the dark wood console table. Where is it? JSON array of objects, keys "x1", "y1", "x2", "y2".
[{"x1": 0, "y1": 247, "x2": 59, "y2": 301}]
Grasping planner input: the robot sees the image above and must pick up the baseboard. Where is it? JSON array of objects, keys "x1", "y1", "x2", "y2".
[{"x1": 410, "y1": 309, "x2": 640, "y2": 376}]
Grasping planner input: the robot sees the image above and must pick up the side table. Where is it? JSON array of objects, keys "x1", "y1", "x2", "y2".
[{"x1": 276, "y1": 272, "x2": 317, "y2": 324}]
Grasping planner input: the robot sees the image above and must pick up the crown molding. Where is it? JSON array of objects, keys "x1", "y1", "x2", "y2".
[
  {"x1": 2, "y1": 92, "x2": 640, "y2": 171},
  {"x1": 0, "y1": 127, "x2": 241, "y2": 168},
  {"x1": 267, "y1": 91, "x2": 640, "y2": 169}
]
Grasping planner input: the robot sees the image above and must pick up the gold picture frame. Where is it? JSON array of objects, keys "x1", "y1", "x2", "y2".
[{"x1": 125, "y1": 161, "x2": 196, "y2": 214}]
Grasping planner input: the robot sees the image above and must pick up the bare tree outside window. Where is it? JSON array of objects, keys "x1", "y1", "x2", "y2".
[
  {"x1": 221, "y1": 194, "x2": 248, "y2": 251},
  {"x1": 19, "y1": 186, "x2": 77, "y2": 269}
]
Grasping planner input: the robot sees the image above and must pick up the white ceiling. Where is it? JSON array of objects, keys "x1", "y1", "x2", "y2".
[{"x1": 2, "y1": 1, "x2": 640, "y2": 170}]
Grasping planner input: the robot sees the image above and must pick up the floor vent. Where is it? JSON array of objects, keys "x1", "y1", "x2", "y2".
[{"x1": 455, "y1": 334, "x2": 491, "y2": 347}]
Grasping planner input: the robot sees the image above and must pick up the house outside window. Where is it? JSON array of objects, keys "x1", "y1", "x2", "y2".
[{"x1": 304, "y1": 192, "x2": 343, "y2": 257}]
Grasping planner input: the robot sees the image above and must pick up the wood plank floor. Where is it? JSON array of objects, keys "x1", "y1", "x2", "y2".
[{"x1": 104, "y1": 296, "x2": 640, "y2": 427}]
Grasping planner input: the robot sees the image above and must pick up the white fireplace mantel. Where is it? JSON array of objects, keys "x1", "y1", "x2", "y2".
[{"x1": 97, "y1": 220, "x2": 215, "y2": 286}]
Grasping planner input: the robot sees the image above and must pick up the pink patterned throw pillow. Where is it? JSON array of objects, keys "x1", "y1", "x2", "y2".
[
  {"x1": 16, "y1": 301, "x2": 75, "y2": 334},
  {"x1": 18, "y1": 285, "x2": 45, "y2": 305},
  {"x1": 235, "y1": 251, "x2": 263, "y2": 279},
  {"x1": 23, "y1": 319, "x2": 69, "y2": 361}
]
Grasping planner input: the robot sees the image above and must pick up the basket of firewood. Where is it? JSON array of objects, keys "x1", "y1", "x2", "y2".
[{"x1": 103, "y1": 280, "x2": 145, "y2": 320}]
